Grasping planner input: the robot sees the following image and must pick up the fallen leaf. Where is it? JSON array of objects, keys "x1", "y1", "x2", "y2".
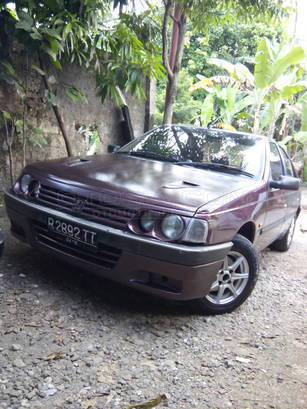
[
  {"x1": 44, "y1": 351, "x2": 65, "y2": 360},
  {"x1": 122, "y1": 394, "x2": 167, "y2": 409}
]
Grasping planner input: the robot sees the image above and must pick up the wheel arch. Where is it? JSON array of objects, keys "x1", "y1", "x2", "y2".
[{"x1": 236, "y1": 221, "x2": 256, "y2": 244}]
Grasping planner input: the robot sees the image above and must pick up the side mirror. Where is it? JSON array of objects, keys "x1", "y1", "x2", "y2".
[
  {"x1": 270, "y1": 175, "x2": 300, "y2": 191},
  {"x1": 107, "y1": 144, "x2": 121, "y2": 153}
]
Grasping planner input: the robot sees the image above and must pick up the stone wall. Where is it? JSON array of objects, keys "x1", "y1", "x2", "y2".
[{"x1": 0, "y1": 56, "x2": 150, "y2": 192}]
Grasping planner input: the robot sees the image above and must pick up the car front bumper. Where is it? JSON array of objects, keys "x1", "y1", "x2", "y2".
[{"x1": 5, "y1": 191, "x2": 232, "y2": 301}]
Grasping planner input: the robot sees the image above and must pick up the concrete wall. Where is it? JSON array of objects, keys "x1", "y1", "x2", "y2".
[{"x1": 0, "y1": 56, "x2": 149, "y2": 192}]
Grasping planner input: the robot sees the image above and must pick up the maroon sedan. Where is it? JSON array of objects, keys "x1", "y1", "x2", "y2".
[{"x1": 5, "y1": 126, "x2": 301, "y2": 313}]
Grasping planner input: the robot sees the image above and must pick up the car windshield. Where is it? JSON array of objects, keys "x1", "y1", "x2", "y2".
[{"x1": 118, "y1": 126, "x2": 265, "y2": 178}]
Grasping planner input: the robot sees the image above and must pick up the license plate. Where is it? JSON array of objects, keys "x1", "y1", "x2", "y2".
[{"x1": 47, "y1": 217, "x2": 97, "y2": 248}]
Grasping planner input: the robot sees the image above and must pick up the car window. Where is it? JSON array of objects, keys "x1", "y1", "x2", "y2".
[
  {"x1": 269, "y1": 142, "x2": 283, "y2": 181},
  {"x1": 119, "y1": 126, "x2": 265, "y2": 178},
  {"x1": 278, "y1": 146, "x2": 294, "y2": 177}
]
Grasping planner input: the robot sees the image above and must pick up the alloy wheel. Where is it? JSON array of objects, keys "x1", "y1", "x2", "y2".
[{"x1": 206, "y1": 250, "x2": 250, "y2": 305}]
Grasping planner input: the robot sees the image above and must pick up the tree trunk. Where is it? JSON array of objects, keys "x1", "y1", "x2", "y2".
[
  {"x1": 3, "y1": 116, "x2": 14, "y2": 185},
  {"x1": 253, "y1": 103, "x2": 261, "y2": 134},
  {"x1": 268, "y1": 119, "x2": 276, "y2": 139},
  {"x1": 163, "y1": 7, "x2": 187, "y2": 125},
  {"x1": 163, "y1": 76, "x2": 177, "y2": 125},
  {"x1": 38, "y1": 51, "x2": 73, "y2": 157}
]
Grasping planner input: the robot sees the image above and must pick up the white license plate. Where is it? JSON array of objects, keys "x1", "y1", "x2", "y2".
[{"x1": 47, "y1": 217, "x2": 97, "y2": 248}]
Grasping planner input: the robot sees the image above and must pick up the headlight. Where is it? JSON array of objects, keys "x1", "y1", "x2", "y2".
[
  {"x1": 140, "y1": 211, "x2": 156, "y2": 232},
  {"x1": 20, "y1": 174, "x2": 32, "y2": 193},
  {"x1": 183, "y1": 218, "x2": 208, "y2": 243},
  {"x1": 161, "y1": 214, "x2": 184, "y2": 240}
]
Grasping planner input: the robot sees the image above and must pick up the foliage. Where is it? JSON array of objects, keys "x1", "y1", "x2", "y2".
[
  {"x1": 182, "y1": 21, "x2": 283, "y2": 79},
  {"x1": 158, "y1": 0, "x2": 287, "y2": 124},
  {"x1": 155, "y1": 19, "x2": 283, "y2": 125},
  {"x1": 76, "y1": 123, "x2": 102, "y2": 155},
  {"x1": 205, "y1": 39, "x2": 306, "y2": 136},
  {"x1": 156, "y1": 69, "x2": 199, "y2": 125},
  {"x1": 0, "y1": 0, "x2": 164, "y2": 104}
]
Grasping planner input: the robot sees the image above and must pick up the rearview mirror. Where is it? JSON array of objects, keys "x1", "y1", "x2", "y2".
[{"x1": 270, "y1": 175, "x2": 300, "y2": 190}]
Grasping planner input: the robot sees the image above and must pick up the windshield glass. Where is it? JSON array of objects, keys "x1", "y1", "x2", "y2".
[{"x1": 119, "y1": 126, "x2": 265, "y2": 178}]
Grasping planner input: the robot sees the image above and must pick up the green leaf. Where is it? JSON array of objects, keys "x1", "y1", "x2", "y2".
[
  {"x1": 63, "y1": 23, "x2": 72, "y2": 38},
  {"x1": 208, "y1": 58, "x2": 236, "y2": 77},
  {"x1": 200, "y1": 94, "x2": 214, "y2": 127},
  {"x1": 44, "y1": 89, "x2": 57, "y2": 106},
  {"x1": 65, "y1": 86, "x2": 87, "y2": 103},
  {"x1": 281, "y1": 82, "x2": 307, "y2": 99},
  {"x1": 271, "y1": 46, "x2": 305, "y2": 85},
  {"x1": 48, "y1": 39, "x2": 60, "y2": 55},
  {"x1": 226, "y1": 87, "x2": 236, "y2": 114},
  {"x1": 254, "y1": 38, "x2": 273, "y2": 89},
  {"x1": 18, "y1": 10, "x2": 33, "y2": 25},
  {"x1": 2, "y1": 110, "x2": 11, "y2": 119},
  {"x1": 15, "y1": 119, "x2": 24, "y2": 128},
  {"x1": 28, "y1": 128, "x2": 48, "y2": 148},
  {"x1": 2, "y1": 61, "x2": 16, "y2": 76},
  {"x1": 45, "y1": 29, "x2": 63, "y2": 42},
  {"x1": 47, "y1": 75, "x2": 57, "y2": 85},
  {"x1": 15, "y1": 20, "x2": 33, "y2": 32},
  {"x1": 65, "y1": 88, "x2": 80, "y2": 102},
  {"x1": 0, "y1": 72, "x2": 15, "y2": 85},
  {"x1": 31, "y1": 65, "x2": 46, "y2": 76},
  {"x1": 301, "y1": 99, "x2": 307, "y2": 132},
  {"x1": 42, "y1": 45, "x2": 57, "y2": 61},
  {"x1": 280, "y1": 134, "x2": 293, "y2": 146},
  {"x1": 53, "y1": 18, "x2": 64, "y2": 26},
  {"x1": 51, "y1": 59, "x2": 62, "y2": 70},
  {"x1": 294, "y1": 131, "x2": 307, "y2": 144},
  {"x1": 30, "y1": 29, "x2": 43, "y2": 41}
]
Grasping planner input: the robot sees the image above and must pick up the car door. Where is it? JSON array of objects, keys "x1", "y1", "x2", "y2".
[
  {"x1": 262, "y1": 142, "x2": 287, "y2": 247},
  {"x1": 277, "y1": 145, "x2": 300, "y2": 235}
]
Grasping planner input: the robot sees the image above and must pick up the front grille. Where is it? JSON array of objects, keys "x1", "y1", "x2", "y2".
[
  {"x1": 35, "y1": 184, "x2": 136, "y2": 229},
  {"x1": 34, "y1": 222, "x2": 121, "y2": 269}
]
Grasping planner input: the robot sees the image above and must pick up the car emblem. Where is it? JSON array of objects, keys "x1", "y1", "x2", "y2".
[{"x1": 73, "y1": 198, "x2": 87, "y2": 212}]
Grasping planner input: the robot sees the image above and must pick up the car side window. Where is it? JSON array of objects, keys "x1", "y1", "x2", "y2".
[
  {"x1": 269, "y1": 142, "x2": 283, "y2": 181},
  {"x1": 278, "y1": 146, "x2": 294, "y2": 177}
]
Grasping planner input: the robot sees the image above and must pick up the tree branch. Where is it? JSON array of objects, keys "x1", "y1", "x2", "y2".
[
  {"x1": 37, "y1": 50, "x2": 73, "y2": 157},
  {"x1": 162, "y1": 0, "x2": 174, "y2": 80},
  {"x1": 169, "y1": 13, "x2": 179, "y2": 24},
  {"x1": 172, "y1": 12, "x2": 187, "y2": 75}
]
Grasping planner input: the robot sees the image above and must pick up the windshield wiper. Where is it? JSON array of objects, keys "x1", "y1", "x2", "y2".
[
  {"x1": 118, "y1": 150, "x2": 178, "y2": 162},
  {"x1": 175, "y1": 161, "x2": 254, "y2": 178}
]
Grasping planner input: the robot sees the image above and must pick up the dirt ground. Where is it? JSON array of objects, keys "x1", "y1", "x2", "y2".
[{"x1": 0, "y1": 190, "x2": 306, "y2": 409}]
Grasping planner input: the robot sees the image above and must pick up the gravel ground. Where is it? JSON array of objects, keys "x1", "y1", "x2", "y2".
[{"x1": 0, "y1": 191, "x2": 306, "y2": 409}]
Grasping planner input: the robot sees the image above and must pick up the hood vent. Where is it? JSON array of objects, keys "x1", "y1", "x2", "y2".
[
  {"x1": 163, "y1": 180, "x2": 200, "y2": 189},
  {"x1": 66, "y1": 158, "x2": 90, "y2": 167}
]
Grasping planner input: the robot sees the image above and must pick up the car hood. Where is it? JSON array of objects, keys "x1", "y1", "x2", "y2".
[{"x1": 27, "y1": 154, "x2": 254, "y2": 214}]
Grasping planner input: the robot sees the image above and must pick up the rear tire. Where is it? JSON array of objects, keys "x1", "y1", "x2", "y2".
[
  {"x1": 193, "y1": 234, "x2": 259, "y2": 314},
  {"x1": 269, "y1": 217, "x2": 296, "y2": 252}
]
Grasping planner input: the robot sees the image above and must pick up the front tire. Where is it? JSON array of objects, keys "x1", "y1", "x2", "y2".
[{"x1": 193, "y1": 234, "x2": 259, "y2": 314}]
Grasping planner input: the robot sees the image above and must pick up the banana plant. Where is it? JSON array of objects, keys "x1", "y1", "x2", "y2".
[
  {"x1": 193, "y1": 83, "x2": 253, "y2": 129},
  {"x1": 205, "y1": 38, "x2": 306, "y2": 135}
]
